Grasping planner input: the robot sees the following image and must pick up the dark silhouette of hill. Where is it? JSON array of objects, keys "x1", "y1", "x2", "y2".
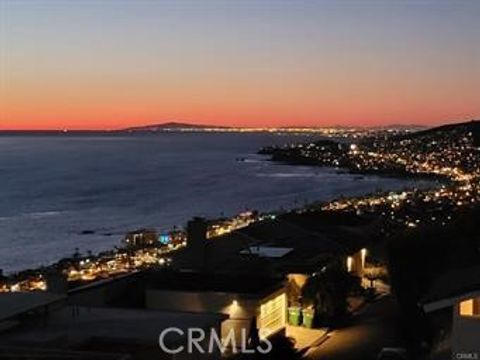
[
  {"x1": 402, "y1": 120, "x2": 480, "y2": 145},
  {"x1": 123, "y1": 122, "x2": 230, "y2": 132}
]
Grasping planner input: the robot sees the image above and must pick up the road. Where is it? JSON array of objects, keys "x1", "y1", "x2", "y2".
[{"x1": 305, "y1": 295, "x2": 403, "y2": 360}]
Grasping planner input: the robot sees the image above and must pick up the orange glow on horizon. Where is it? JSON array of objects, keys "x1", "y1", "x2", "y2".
[
  {"x1": 1, "y1": 1, "x2": 478, "y2": 131},
  {"x1": 1, "y1": 112, "x2": 478, "y2": 131},
  {"x1": 2, "y1": 83, "x2": 478, "y2": 130},
  {"x1": 1, "y1": 107, "x2": 477, "y2": 131},
  {"x1": 2, "y1": 65, "x2": 477, "y2": 130}
]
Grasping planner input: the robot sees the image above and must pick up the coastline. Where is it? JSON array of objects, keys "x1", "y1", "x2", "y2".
[
  {"x1": 2, "y1": 122, "x2": 478, "y2": 292},
  {"x1": 0, "y1": 132, "x2": 427, "y2": 276},
  {"x1": 0, "y1": 165, "x2": 437, "y2": 293},
  {"x1": 0, "y1": 160, "x2": 428, "y2": 292},
  {"x1": 259, "y1": 147, "x2": 452, "y2": 184}
]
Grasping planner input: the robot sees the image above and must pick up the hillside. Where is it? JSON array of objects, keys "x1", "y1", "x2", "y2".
[{"x1": 401, "y1": 120, "x2": 480, "y2": 145}]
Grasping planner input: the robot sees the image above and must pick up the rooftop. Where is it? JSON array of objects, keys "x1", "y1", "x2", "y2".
[
  {"x1": 174, "y1": 211, "x2": 375, "y2": 275},
  {"x1": 240, "y1": 246, "x2": 293, "y2": 258},
  {"x1": 422, "y1": 265, "x2": 480, "y2": 311},
  {"x1": 0, "y1": 292, "x2": 66, "y2": 321},
  {"x1": 145, "y1": 270, "x2": 284, "y2": 297},
  {"x1": 0, "y1": 305, "x2": 227, "y2": 350}
]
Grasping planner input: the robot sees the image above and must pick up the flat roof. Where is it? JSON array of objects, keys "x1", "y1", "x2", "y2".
[
  {"x1": 0, "y1": 346, "x2": 127, "y2": 360},
  {"x1": 1, "y1": 306, "x2": 227, "y2": 347},
  {"x1": 172, "y1": 210, "x2": 375, "y2": 275},
  {"x1": 422, "y1": 265, "x2": 480, "y2": 312},
  {"x1": 240, "y1": 246, "x2": 293, "y2": 258},
  {"x1": 146, "y1": 270, "x2": 284, "y2": 296},
  {"x1": 0, "y1": 292, "x2": 66, "y2": 321}
]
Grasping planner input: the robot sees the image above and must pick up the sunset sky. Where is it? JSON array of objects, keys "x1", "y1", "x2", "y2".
[{"x1": 1, "y1": 0, "x2": 479, "y2": 130}]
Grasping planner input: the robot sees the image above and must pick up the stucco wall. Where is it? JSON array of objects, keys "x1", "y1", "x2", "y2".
[{"x1": 145, "y1": 289, "x2": 258, "y2": 319}]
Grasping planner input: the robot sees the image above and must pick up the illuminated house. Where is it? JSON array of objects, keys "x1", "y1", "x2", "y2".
[
  {"x1": 165, "y1": 213, "x2": 374, "y2": 347},
  {"x1": 144, "y1": 271, "x2": 288, "y2": 347},
  {"x1": 422, "y1": 265, "x2": 480, "y2": 357},
  {"x1": 21, "y1": 270, "x2": 287, "y2": 356}
]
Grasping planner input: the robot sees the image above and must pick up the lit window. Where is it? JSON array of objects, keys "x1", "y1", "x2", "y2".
[
  {"x1": 460, "y1": 299, "x2": 474, "y2": 316},
  {"x1": 459, "y1": 298, "x2": 480, "y2": 317}
]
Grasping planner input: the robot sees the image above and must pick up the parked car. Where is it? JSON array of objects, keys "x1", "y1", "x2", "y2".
[{"x1": 377, "y1": 348, "x2": 408, "y2": 360}]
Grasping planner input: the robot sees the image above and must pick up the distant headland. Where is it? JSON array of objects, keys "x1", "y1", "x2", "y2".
[
  {"x1": 2, "y1": 120, "x2": 478, "y2": 135},
  {"x1": 0, "y1": 121, "x2": 432, "y2": 135}
]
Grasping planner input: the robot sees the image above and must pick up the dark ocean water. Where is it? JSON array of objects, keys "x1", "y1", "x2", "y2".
[{"x1": 0, "y1": 133, "x2": 429, "y2": 273}]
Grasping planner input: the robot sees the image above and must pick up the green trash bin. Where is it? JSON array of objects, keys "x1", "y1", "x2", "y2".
[
  {"x1": 288, "y1": 307, "x2": 302, "y2": 326},
  {"x1": 302, "y1": 308, "x2": 315, "y2": 328}
]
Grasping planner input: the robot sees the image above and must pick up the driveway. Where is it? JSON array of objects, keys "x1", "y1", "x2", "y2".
[{"x1": 304, "y1": 295, "x2": 403, "y2": 360}]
